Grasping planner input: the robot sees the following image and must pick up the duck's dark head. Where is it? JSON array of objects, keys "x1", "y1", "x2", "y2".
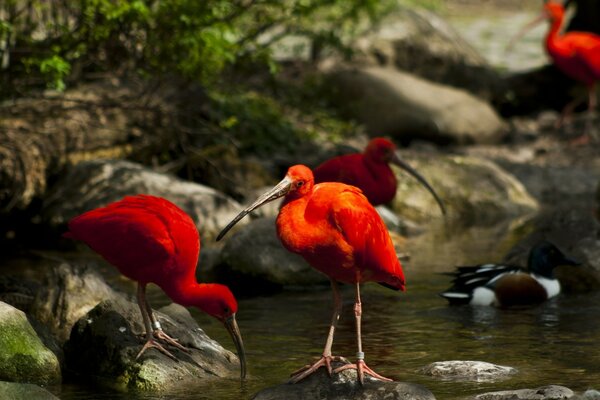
[{"x1": 528, "y1": 241, "x2": 580, "y2": 278}]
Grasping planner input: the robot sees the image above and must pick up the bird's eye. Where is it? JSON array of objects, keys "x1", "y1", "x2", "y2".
[{"x1": 296, "y1": 181, "x2": 304, "y2": 188}]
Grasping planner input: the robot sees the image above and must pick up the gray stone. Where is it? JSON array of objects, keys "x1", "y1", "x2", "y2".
[
  {"x1": 421, "y1": 360, "x2": 517, "y2": 382},
  {"x1": 475, "y1": 385, "x2": 574, "y2": 400},
  {"x1": 64, "y1": 297, "x2": 240, "y2": 391},
  {"x1": 326, "y1": 66, "x2": 506, "y2": 145},
  {"x1": 582, "y1": 389, "x2": 600, "y2": 399},
  {"x1": 42, "y1": 159, "x2": 245, "y2": 240},
  {"x1": 218, "y1": 217, "x2": 327, "y2": 293},
  {"x1": 351, "y1": 7, "x2": 501, "y2": 99},
  {"x1": 28, "y1": 262, "x2": 121, "y2": 344},
  {"x1": 391, "y1": 153, "x2": 538, "y2": 224},
  {"x1": 0, "y1": 302, "x2": 61, "y2": 385},
  {"x1": 0, "y1": 381, "x2": 59, "y2": 400},
  {"x1": 252, "y1": 362, "x2": 435, "y2": 400}
]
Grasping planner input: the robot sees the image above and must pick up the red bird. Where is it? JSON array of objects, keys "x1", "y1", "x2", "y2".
[
  {"x1": 510, "y1": 1, "x2": 600, "y2": 126},
  {"x1": 217, "y1": 165, "x2": 405, "y2": 385},
  {"x1": 313, "y1": 137, "x2": 446, "y2": 213},
  {"x1": 65, "y1": 195, "x2": 246, "y2": 378}
]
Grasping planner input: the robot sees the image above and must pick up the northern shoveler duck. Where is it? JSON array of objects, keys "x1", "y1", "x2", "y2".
[{"x1": 440, "y1": 241, "x2": 580, "y2": 307}]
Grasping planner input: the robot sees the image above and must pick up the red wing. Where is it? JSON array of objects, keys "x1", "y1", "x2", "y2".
[
  {"x1": 565, "y1": 33, "x2": 600, "y2": 79},
  {"x1": 314, "y1": 154, "x2": 364, "y2": 186},
  {"x1": 329, "y1": 187, "x2": 405, "y2": 290},
  {"x1": 67, "y1": 196, "x2": 182, "y2": 275}
]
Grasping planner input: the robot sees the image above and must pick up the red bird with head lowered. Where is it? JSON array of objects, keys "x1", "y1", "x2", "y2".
[
  {"x1": 217, "y1": 165, "x2": 405, "y2": 385},
  {"x1": 314, "y1": 137, "x2": 446, "y2": 213},
  {"x1": 65, "y1": 195, "x2": 246, "y2": 378},
  {"x1": 509, "y1": 1, "x2": 600, "y2": 125}
]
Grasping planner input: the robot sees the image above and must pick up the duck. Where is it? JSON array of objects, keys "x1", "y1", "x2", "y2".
[{"x1": 440, "y1": 241, "x2": 580, "y2": 307}]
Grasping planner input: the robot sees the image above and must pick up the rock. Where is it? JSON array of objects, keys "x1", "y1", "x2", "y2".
[
  {"x1": 502, "y1": 206, "x2": 600, "y2": 292},
  {"x1": 64, "y1": 297, "x2": 240, "y2": 391},
  {"x1": 350, "y1": 7, "x2": 501, "y2": 99},
  {"x1": 421, "y1": 360, "x2": 517, "y2": 382},
  {"x1": 391, "y1": 153, "x2": 538, "y2": 225},
  {"x1": 326, "y1": 66, "x2": 506, "y2": 145},
  {"x1": 28, "y1": 262, "x2": 121, "y2": 344},
  {"x1": 0, "y1": 302, "x2": 61, "y2": 385},
  {"x1": 475, "y1": 385, "x2": 574, "y2": 400},
  {"x1": 217, "y1": 217, "x2": 328, "y2": 294},
  {"x1": 252, "y1": 362, "x2": 435, "y2": 400},
  {"x1": 0, "y1": 381, "x2": 59, "y2": 400},
  {"x1": 43, "y1": 159, "x2": 245, "y2": 240},
  {"x1": 583, "y1": 389, "x2": 600, "y2": 399}
]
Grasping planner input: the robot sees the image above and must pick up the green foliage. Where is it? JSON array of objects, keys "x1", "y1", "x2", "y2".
[{"x1": 1, "y1": 0, "x2": 398, "y2": 93}]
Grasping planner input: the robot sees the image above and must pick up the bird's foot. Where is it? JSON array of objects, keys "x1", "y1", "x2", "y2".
[
  {"x1": 289, "y1": 355, "x2": 350, "y2": 383},
  {"x1": 333, "y1": 359, "x2": 393, "y2": 385},
  {"x1": 136, "y1": 338, "x2": 178, "y2": 361},
  {"x1": 153, "y1": 328, "x2": 191, "y2": 353}
]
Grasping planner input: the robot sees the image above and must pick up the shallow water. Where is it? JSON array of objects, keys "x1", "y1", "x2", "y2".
[{"x1": 6, "y1": 216, "x2": 600, "y2": 399}]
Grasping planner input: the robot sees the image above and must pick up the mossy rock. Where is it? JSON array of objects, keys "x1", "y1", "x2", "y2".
[
  {"x1": 0, "y1": 381, "x2": 59, "y2": 400},
  {"x1": 0, "y1": 302, "x2": 61, "y2": 385}
]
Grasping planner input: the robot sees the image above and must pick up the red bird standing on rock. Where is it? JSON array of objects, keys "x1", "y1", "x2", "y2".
[
  {"x1": 217, "y1": 164, "x2": 406, "y2": 385},
  {"x1": 510, "y1": 1, "x2": 600, "y2": 127},
  {"x1": 65, "y1": 194, "x2": 246, "y2": 378},
  {"x1": 314, "y1": 137, "x2": 446, "y2": 214}
]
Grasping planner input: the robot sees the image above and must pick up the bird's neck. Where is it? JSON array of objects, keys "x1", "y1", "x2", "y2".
[
  {"x1": 162, "y1": 277, "x2": 210, "y2": 308},
  {"x1": 545, "y1": 17, "x2": 564, "y2": 48}
]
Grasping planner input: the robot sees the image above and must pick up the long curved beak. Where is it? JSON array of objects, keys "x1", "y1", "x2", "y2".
[
  {"x1": 216, "y1": 176, "x2": 293, "y2": 241},
  {"x1": 505, "y1": 12, "x2": 546, "y2": 52},
  {"x1": 224, "y1": 314, "x2": 246, "y2": 379},
  {"x1": 390, "y1": 153, "x2": 446, "y2": 215}
]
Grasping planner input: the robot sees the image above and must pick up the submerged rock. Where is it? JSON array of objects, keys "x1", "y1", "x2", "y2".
[
  {"x1": 0, "y1": 302, "x2": 61, "y2": 385},
  {"x1": 421, "y1": 360, "x2": 517, "y2": 382},
  {"x1": 43, "y1": 159, "x2": 245, "y2": 240},
  {"x1": 64, "y1": 297, "x2": 240, "y2": 391},
  {"x1": 475, "y1": 384, "x2": 574, "y2": 400},
  {"x1": 0, "y1": 381, "x2": 59, "y2": 400},
  {"x1": 392, "y1": 154, "x2": 538, "y2": 224},
  {"x1": 217, "y1": 217, "x2": 328, "y2": 294},
  {"x1": 252, "y1": 362, "x2": 435, "y2": 400},
  {"x1": 29, "y1": 262, "x2": 121, "y2": 344},
  {"x1": 326, "y1": 66, "x2": 506, "y2": 145}
]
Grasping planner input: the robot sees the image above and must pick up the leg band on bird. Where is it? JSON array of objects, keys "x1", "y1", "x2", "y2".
[
  {"x1": 356, "y1": 351, "x2": 365, "y2": 360},
  {"x1": 152, "y1": 321, "x2": 162, "y2": 331}
]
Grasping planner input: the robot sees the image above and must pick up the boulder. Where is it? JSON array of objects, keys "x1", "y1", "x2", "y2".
[
  {"x1": 351, "y1": 7, "x2": 501, "y2": 99},
  {"x1": 0, "y1": 302, "x2": 61, "y2": 385},
  {"x1": 43, "y1": 159, "x2": 245, "y2": 240},
  {"x1": 326, "y1": 66, "x2": 506, "y2": 145},
  {"x1": 391, "y1": 153, "x2": 538, "y2": 225},
  {"x1": 421, "y1": 361, "x2": 517, "y2": 382},
  {"x1": 475, "y1": 385, "x2": 574, "y2": 400},
  {"x1": 29, "y1": 262, "x2": 121, "y2": 344},
  {"x1": 252, "y1": 361, "x2": 435, "y2": 400},
  {"x1": 217, "y1": 217, "x2": 328, "y2": 295},
  {"x1": 0, "y1": 381, "x2": 59, "y2": 400},
  {"x1": 64, "y1": 298, "x2": 240, "y2": 391}
]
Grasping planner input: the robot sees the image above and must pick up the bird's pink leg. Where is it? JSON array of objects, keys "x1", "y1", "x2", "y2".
[
  {"x1": 556, "y1": 93, "x2": 586, "y2": 129},
  {"x1": 142, "y1": 294, "x2": 190, "y2": 353},
  {"x1": 571, "y1": 84, "x2": 598, "y2": 145},
  {"x1": 289, "y1": 280, "x2": 349, "y2": 383},
  {"x1": 135, "y1": 283, "x2": 178, "y2": 361},
  {"x1": 334, "y1": 283, "x2": 393, "y2": 385}
]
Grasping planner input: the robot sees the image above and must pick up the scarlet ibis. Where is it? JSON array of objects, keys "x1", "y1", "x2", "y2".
[
  {"x1": 217, "y1": 164, "x2": 405, "y2": 384},
  {"x1": 313, "y1": 137, "x2": 446, "y2": 213},
  {"x1": 65, "y1": 195, "x2": 246, "y2": 378},
  {"x1": 509, "y1": 1, "x2": 600, "y2": 126},
  {"x1": 440, "y1": 241, "x2": 580, "y2": 307}
]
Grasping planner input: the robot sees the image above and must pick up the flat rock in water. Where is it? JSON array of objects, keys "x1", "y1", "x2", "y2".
[
  {"x1": 252, "y1": 363, "x2": 435, "y2": 400},
  {"x1": 421, "y1": 361, "x2": 517, "y2": 382},
  {"x1": 42, "y1": 159, "x2": 245, "y2": 240},
  {"x1": 217, "y1": 217, "x2": 328, "y2": 294},
  {"x1": 475, "y1": 385, "x2": 574, "y2": 400},
  {"x1": 0, "y1": 302, "x2": 61, "y2": 385},
  {"x1": 0, "y1": 381, "x2": 59, "y2": 400},
  {"x1": 64, "y1": 297, "x2": 240, "y2": 391},
  {"x1": 391, "y1": 153, "x2": 538, "y2": 224}
]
